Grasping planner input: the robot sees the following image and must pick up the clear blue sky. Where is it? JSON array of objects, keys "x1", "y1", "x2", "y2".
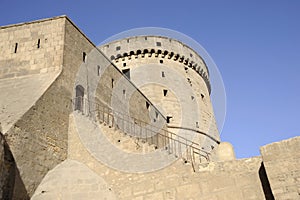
[{"x1": 1, "y1": 0, "x2": 299, "y2": 158}]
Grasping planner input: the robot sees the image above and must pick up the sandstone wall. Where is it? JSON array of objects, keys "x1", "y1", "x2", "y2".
[
  {"x1": 2, "y1": 16, "x2": 67, "y2": 198},
  {"x1": 1, "y1": 16, "x2": 167, "y2": 198},
  {"x1": 261, "y1": 136, "x2": 300, "y2": 200},
  {"x1": 2, "y1": 16, "x2": 97, "y2": 197},
  {"x1": 0, "y1": 16, "x2": 65, "y2": 79},
  {"x1": 68, "y1": 112, "x2": 267, "y2": 200}
]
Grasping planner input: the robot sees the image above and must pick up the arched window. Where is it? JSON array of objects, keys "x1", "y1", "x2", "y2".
[{"x1": 75, "y1": 85, "x2": 84, "y2": 111}]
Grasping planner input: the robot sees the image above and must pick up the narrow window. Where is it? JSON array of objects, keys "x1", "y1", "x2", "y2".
[
  {"x1": 191, "y1": 96, "x2": 194, "y2": 100},
  {"x1": 123, "y1": 89, "x2": 126, "y2": 97},
  {"x1": 123, "y1": 63, "x2": 126, "y2": 67},
  {"x1": 190, "y1": 53, "x2": 193, "y2": 57},
  {"x1": 37, "y1": 39, "x2": 40, "y2": 48},
  {"x1": 83, "y1": 52, "x2": 86, "y2": 62},
  {"x1": 116, "y1": 46, "x2": 121, "y2": 51},
  {"x1": 111, "y1": 78, "x2": 114, "y2": 88},
  {"x1": 97, "y1": 65, "x2": 101, "y2": 76},
  {"x1": 146, "y1": 101, "x2": 150, "y2": 109},
  {"x1": 145, "y1": 37, "x2": 147, "y2": 40},
  {"x1": 156, "y1": 42, "x2": 161, "y2": 46},
  {"x1": 163, "y1": 89, "x2": 168, "y2": 97},
  {"x1": 160, "y1": 60, "x2": 163, "y2": 64},
  {"x1": 122, "y1": 68, "x2": 130, "y2": 79},
  {"x1": 166, "y1": 116, "x2": 173, "y2": 123},
  {"x1": 14, "y1": 43, "x2": 18, "y2": 53},
  {"x1": 127, "y1": 39, "x2": 130, "y2": 43},
  {"x1": 196, "y1": 122, "x2": 199, "y2": 128},
  {"x1": 161, "y1": 71, "x2": 165, "y2": 77},
  {"x1": 155, "y1": 111, "x2": 159, "y2": 119},
  {"x1": 201, "y1": 93, "x2": 205, "y2": 99}
]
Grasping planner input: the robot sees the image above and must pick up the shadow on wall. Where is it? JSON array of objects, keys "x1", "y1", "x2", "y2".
[
  {"x1": 0, "y1": 132, "x2": 29, "y2": 200},
  {"x1": 259, "y1": 162, "x2": 275, "y2": 200}
]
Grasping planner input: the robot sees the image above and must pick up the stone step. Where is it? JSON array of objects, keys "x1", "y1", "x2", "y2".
[
  {"x1": 99, "y1": 122, "x2": 165, "y2": 154},
  {"x1": 77, "y1": 112, "x2": 196, "y2": 163}
]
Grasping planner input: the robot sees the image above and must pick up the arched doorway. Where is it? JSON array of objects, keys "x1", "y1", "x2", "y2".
[{"x1": 75, "y1": 85, "x2": 84, "y2": 112}]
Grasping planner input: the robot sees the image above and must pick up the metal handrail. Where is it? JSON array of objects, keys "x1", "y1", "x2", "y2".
[{"x1": 72, "y1": 96, "x2": 210, "y2": 165}]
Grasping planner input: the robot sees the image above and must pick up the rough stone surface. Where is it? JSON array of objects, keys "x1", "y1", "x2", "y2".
[
  {"x1": 31, "y1": 159, "x2": 117, "y2": 200},
  {"x1": 0, "y1": 72, "x2": 60, "y2": 133},
  {"x1": 260, "y1": 137, "x2": 300, "y2": 200},
  {"x1": 1, "y1": 16, "x2": 96, "y2": 197},
  {"x1": 211, "y1": 142, "x2": 236, "y2": 161},
  {"x1": 68, "y1": 112, "x2": 267, "y2": 200}
]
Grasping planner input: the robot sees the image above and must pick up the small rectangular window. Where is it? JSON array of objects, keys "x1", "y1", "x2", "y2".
[
  {"x1": 37, "y1": 39, "x2": 40, "y2": 48},
  {"x1": 166, "y1": 116, "x2": 173, "y2": 123},
  {"x1": 14, "y1": 43, "x2": 18, "y2": 53},
  {"x1": 123, "y1": 63, "x2": 126, "y2": 67},
  {"x1": 156, "y1": 42, "x2": 161, "y2": 46},
  {"x1": 112, "y1": 78, "x2": 114, "y2": 88},
  {"x1": 116, "y1": 46, "x2": 121, "y2": 51},
  {"x1": 160, "y1": 60, "x2": 163, "y2": 64},
  {"x1": 163, "y1": 89, "x2": 168, "y2": 97},
  {"x1": 122, "y1": 68, "x2": 130, "y2": 79},
  {"x1": 161, "y1": 71, "x2": 165, "y2": 77},
  {"x1": 83, "y1": 52, "x2": 86, "y2": 62}
]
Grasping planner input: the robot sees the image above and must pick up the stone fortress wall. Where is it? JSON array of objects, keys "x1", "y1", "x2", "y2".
[
  {"x1": 0, "y1": 17, "x2": 64, "y2": 79},
  {"x1": 0, "y1": 16, "x2": 70, "y2": 198},
  {"x1": 0, "y1": 15, "x2": 169, "y2": 198},
  {"x1": 0, "y1": 16, "x2": 299, "y2": 200}
]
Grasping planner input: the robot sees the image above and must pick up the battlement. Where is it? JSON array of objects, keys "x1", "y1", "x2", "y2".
[{"x1": 101, "y1": 36, "x2": 211, "y2": 94}]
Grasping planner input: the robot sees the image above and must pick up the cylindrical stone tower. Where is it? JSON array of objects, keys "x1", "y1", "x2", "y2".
[{"x1": 100, "y1": 36, "x2": 220, "y2": 154}]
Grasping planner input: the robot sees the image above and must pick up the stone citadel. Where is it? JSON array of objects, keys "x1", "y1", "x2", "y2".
[{"x1": 0, "y1": 16, "x2": 299, "y2": 200}]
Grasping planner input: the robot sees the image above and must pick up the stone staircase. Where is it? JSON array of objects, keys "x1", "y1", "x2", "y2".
[
  {"x1": 72, "y1": 98, "x2": 211, "y2": 171},
  {"x1": 99, "y1": 122, "x2": 158, "y2": 154}
]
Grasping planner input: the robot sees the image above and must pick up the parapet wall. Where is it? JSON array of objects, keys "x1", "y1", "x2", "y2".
[
  {"x1": 0, "y1": 16, "x2": 65, "y2": 79},
  {"x1": 66, "y1": 114, "x2": 266, "y2": 200},
  {"x1": 101, "y1": 36, "x2": 211, "y2": 93},
  {"x1": 260, "y1": 136, "x2": 300, "y2": 199}
]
